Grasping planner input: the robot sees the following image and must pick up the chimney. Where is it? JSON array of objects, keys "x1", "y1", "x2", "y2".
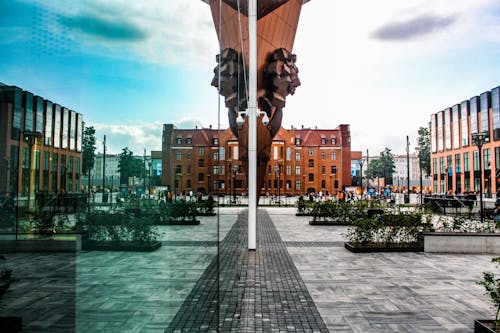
[{"x1": 209, "y1": 124, "x2": 212, "y2": 129}]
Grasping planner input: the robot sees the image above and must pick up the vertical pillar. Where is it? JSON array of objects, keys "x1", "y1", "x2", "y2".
[{"x1": 248, "y1": 0, "x2": 257, "y2": 250}]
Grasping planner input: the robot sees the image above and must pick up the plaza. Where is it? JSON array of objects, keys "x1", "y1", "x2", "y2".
[{"x1": 0, "y1": 207, "x2": 495, "y2": 332}]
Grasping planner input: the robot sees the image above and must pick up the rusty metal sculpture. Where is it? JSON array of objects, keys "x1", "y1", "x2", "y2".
[{"x1": 203, "y1": 0, "x2": 309, "y2": 200}]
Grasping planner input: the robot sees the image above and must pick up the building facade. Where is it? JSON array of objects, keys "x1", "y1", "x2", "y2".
[
  {"x1": 430, "y1": 85, "x2": 500, "y2": 195},
  {"x1": 392, "y1": 154, "x2": 431, "y2": 191},
  {"x1": 0, "y1": 83, "x2": 83, "y2": 204},
  {"x1": 162, "y1": 124, "x2": 352, "y2": 196}
]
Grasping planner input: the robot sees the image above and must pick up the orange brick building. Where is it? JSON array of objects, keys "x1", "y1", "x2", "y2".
[
  {"x1": 430, "y1": 85, "x2": 500, "y2": 196},
  {"x1": 162, "y1": 124, "x2": 352, "y2": 196}
]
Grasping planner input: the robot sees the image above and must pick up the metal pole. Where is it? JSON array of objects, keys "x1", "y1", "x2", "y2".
[
  {"x1": 479, "y1": 144, "x2": 484, "y2": 223},
  {"x1": 406, "y1": 136, "x2": 410, "y2": 193},
  {"x1": 102, "y1": 135, "x2": 106, "y2": 202},
  {"x1": 247, "y1": 0, "x2": 257, "y2": 250},
  {"x1": 278, "y1": 163, "x2": 281, "y2": 206}
]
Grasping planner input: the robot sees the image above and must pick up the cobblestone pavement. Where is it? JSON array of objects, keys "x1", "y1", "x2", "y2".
[
  {"x1": 166, "y1": 209, "x2": 328, "y2": 333},
  {"x1": 0, "y1": 207, "x2": 497, "y2": 332}
]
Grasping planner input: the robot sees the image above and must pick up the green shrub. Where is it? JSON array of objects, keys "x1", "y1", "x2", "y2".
[{"x1": 478, "y1": 257, "x2": 500, "y2": 329}]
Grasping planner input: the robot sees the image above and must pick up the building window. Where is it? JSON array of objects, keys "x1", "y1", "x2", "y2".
[
  {"x1": 308, "y1": 159, "x2": 314, "y2": 168},
  {"x1": 295, "y1": 138, "x2": 301, "y2": 145},
  {"x1": 321, "y1": 166, "x2": 325, "y2": 174},
  {"x1": 493, "y1": 87, "x2": 500, "y2": 141},
  {"x1": 199, "y1": 147, "x2": 205, "y2": 155},
  {"x1": 321, "y1": 180, "x2": 326, "y2": 188},
  {"x1": 331, "y1": 138, "x2": 336, "y2": 145},
  {"x1": 452, "y1": 104, "x2": 460, "y2": 149},
  {"x1": 484, "y1": 148, "x2": 491, "y2": 170},
  {"x1": 175, "y1": 165, "x2": 182, "y2": 173},
  {"x1": 455, "y1": 154, "x2": 461, "y2": 173},
  {"x1": 473, "y1": 151, "x2": 479, "y2": 171},
  {"x1": 321, "y1": 138, "x2": 326, "y2": 145},
  {"x1": 444, "y1": 108, "x2": 451, "y2": 150},
  {"x1": 295, "y1": 166, "x2": 301, "y2": 175},
  {"x1": 331, "y1": 152, "x2": 337, "y2": 160},
  {"x1": 198, "y1": 173, "x2": 205, "y2": 181},
  {"x1": 219, "y1": 147, "x2": 225, "y2": 160},
  {"x1": 480, "y1": 91, "x2": 491, "y2": 139},
  {"x1": 470, "y1": 96, "x2": 479, "y2": 134},
  {"x1": 176, "y1": 151, "x2": 182, "y2": 160},
  {"x1": 213, "y1": 138, "x2": 219, "y2": 145},
  {"x1": 213, "y1": 152, "x2": 219, "y2": 160},
  {"x1": 187, "y1": 165, "x2": 192, "y2": 174},
  {"x1": 186, "y1": 152, "x2": 191, "y2": 160},
  {"x1": 186, "y1": 138, "x2": 192, "y2": 145},
  {"x1": 295, "y1": 180, "x2": 301, "y2": 190},
  {"x1": 295, "y1": 152, "x2": 301, "y2": 161},
  {"x1": 286, "y1": 165, "x2": 291, "y2": 175},
  {"x1": 286, "y1": 147, "x2": 292, "y2": 161},
  {"x1": 309, "y1": 173, "x2": 314, "y2": 181},
  {"x1": 186, "y1": 179, "x2": 192, "y2": 188},
  {"x1": 331, "y1": 166, "x2": 337, "y2": 175},
  {"x1": 437, "y1": 111, "x2": 444, "y2": 151},
  {"x1": 321, "y1": 152, "x2": 326, "y2": 160},
  {"x1": 286, "y1": 180, "x2": 291, "y2": 189},
  {"x1": 176, "y1": 137, "x2": 182, "y2": 144},
  {"x1": 198, "y1": 159, "x2": 205, "y2": 167},
  {"x1": 308, "y1": 148, "x2": 314, "y2": 155}
]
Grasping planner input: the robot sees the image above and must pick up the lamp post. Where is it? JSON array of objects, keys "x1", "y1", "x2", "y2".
[
  {"x1": 232, "y1": 164, "x2": 238, "y2": 204},
  {"x1": 147, "y1": 160, "x2": 152, "y2": 197},
  {"x1": 274, "y1": 162, "x2": 281, "y2": 206},
  {"x1": 472, "y1": 131, "x2": 488, "y2": 223},
  {"x1": 359, "y1": 158, "x2": 364, "y2": 196},
  {"x1": 22, "y1": 131, "x2": 42, "y2": 214},
  {"x1": 415, "y1": 147, "x2": 423, "y2": 206}
]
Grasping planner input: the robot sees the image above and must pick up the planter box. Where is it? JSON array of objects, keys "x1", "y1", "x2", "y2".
[
  {"x1": 424, "y1": 232, "x2": 500, "y2": 254},
  {"x1": 0, "y1": 316, "x2": 22, "y2": 332},
  {"x1": 0, "y1": 234, "x2": 81, "y2": 253},
  {"x1": 344, "y1": 242, "x2": 423, "y2": 253},
  {"x1": 309, "y1": 220, "x2": 352, "y2": 226},
  {"x1": 475, "y1": 320, "x2": 497, "y2": 332},
  {"x1": 82, "y1": 240, "x2": 161, "y2": 252},
  {"x1": 155, "y1": 220, "x2": 200, "y2": 225}
]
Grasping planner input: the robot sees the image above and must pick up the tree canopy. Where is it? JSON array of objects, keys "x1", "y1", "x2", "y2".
[
  {"x1": 118, "y1": 147, "x2": 146, "y2": 185},
  {"x1": 82, "y1": 125, "x2": 96, "y2": 177},
  {"x1": 367, "y1": 148, "x2": 395, "y2": 185},
  {"x1": 417, "y1": 126, "x2": 431, "y2": 177}
]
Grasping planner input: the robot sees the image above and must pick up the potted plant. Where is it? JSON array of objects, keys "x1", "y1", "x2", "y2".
[
  {"x1": 476, "y1": 257, "x2": 500, "y2": 332},
  {"x1": 0, "y1": 255, "x2": 22, "y2": 332}
]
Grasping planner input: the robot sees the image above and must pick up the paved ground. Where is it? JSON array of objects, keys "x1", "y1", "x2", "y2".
[{"x1": 0, "y1": 207, "x2": 496, "y2": 332}]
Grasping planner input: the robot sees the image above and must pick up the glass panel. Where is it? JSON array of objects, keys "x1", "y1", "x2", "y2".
[
  {"x1": 431, "y1": 114, "x2": 437, "y2": 152},
  {"x1": 480, "y1": 91, "x2": 490, "y2": 140},
  {"x1": 62, "y1": 107, "x2": 69, "y2": 149},
  {"x1": 493, "y1": 87, "x2": 500, "y2": 140},
  {"x1": 23, "y1": 91, "x2": 34, "y2": 132},
  {"x1": 53, "y1": 104, "x2": 61, "y2": 148},
  {"x1": 444, "y1": 108, "x2": 451, "y2": 150},
  {"x1": 461, "y1": 101, "x2": 469, "y2": 147},
  {"x1": 452, "y1": 105, "x2": 460, "y2": 149},
  {"x1": 44, "y1": 101, "x2": 53, "y2": 145},
  {"x1": 34, "y1": 96, "x2": 44, "y2": 133},
  {"x1": 470, "y1": 96, "x2": 479, "y2": 134}
]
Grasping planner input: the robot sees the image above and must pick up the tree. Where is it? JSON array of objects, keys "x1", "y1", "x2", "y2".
[
  {"x1": 417, "y1": 125, "x2": 431, "y2": 177},
  {"x1": 367, "y1": 148, "x2": 395, "y2": 185},
  {"x1": 82, "y1": 125, "x2": 96, "y2": 192},
  {"x1": 118, "y1": 148, "x2": 145, "y2": 185}
]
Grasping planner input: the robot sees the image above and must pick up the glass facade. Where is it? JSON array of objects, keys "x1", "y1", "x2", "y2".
[
  {"x1": 43, "y1": 151, "x2": 50, "y2": 191},
  {"x1": 62, "y1": 107, "x2": 69, "y2": 149},
  {"x1": 34, "y1": 96, "x2": 44, "y2": 133},
  {"x1": 431, "y1": 114, "x2": 437, "y2": 153},
  {"x1": 44, "y1": 100, "x2": 53, "y2": 146},
  {"x1": 70, "y1": 111, "x2": 76, "y2": 150},
  {"x1": 470, "y1": 96, "x2": 479, "y2": 134},
  {"x1": 460, "y1": 100, "x2": 469, "y2": 147},
  {"x1": 437, "y1": 111, "x2": 444, "y2": 151},
  {"x1": 444, "y1": 108, "x2": 451, "y2": 150},
  {"x1": 480, "y1": 91, "x2": 491, "y2": 139},
  {"x1": 77, "y1": 114, "x2": 83, "y2": 152},
  {"x1": 22, "y1": 91, "x2": 34, "y2": 132},
  {"x1": 452, "y1": 105, "x2": 460, "y2": 149},
  {"x1": 7, "y1": 87, "x2": 22, "y2": 140},
  {"x1": 53, "y1": 104, "x2": 61, "y2": 148},
  {"x1": 493, "y1": 87, "x2": 500, "y2": 141}
]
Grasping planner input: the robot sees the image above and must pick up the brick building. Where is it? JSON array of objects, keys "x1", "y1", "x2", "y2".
[
  {"x1": 0, "y1": 83, "x2": 83, "y2": 210},
  {"x1": 162, "y1": 124, "x2": 352, "y2": 196},
  {"x1": 430, "y1": 85, "x2": 500, "y2": 195}
]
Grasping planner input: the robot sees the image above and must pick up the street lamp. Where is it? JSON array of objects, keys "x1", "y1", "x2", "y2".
[
  {"x1": 415, "y1": 147, "x2": 423, "y2": 206},
  {"x1": 274, "y1": 162, "x2": 282, "y2": 206},
  {"x1": 472, "y1": 131, "x2": 489, "y2": 223},
  {"x1": 232, "y1": 164, "x2": 238, "y2": 204},
  {"x1": 22, "y1": 131, "x2": 42, "y2": 214},
  {"x1": 359, "y1": 158, "x2": 364, "y2": 196}
]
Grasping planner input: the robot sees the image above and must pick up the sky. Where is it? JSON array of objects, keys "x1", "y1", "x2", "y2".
[{"x1": 1, "y1": 0, "x2": 500, "y2": 157}]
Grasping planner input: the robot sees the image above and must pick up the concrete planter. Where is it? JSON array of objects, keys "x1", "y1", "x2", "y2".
[
  {"x1": 474, "y1": 320, "x2": 497, "y2": 332},
  {"x1": 0, "y1": 316, "x2": 22, "y2": 332},
  {"x1": 0, "y1": 234, "x2": 81, "y2": 252},
  {"x1": 424, "y1": 232, "x2": 500, "y2": 254},
  {"x1": 344, "y1": 242, "x2": 423, "y2": 253}
]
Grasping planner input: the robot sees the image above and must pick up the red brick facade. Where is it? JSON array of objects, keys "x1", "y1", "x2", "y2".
[{"x1": 162, "y1": 124, "x2": 352, "y2": 196}]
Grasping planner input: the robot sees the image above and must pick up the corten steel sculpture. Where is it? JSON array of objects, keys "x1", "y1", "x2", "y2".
[{"x1": 202, "y1": 0, "x2": 310, "y2": 201}]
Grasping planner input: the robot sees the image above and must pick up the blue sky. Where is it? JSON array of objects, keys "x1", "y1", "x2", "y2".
[{"x1": 1, "y1": 0, "x2": 500, "y2": 156}]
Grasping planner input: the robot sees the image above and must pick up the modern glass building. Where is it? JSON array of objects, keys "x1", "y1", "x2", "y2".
[
  {"x1": 0, "y1": 83, "x2": 84, "y2": 208},
  {"x1": 430, "y1": 85, "x2": 500, "y2": 196}
]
